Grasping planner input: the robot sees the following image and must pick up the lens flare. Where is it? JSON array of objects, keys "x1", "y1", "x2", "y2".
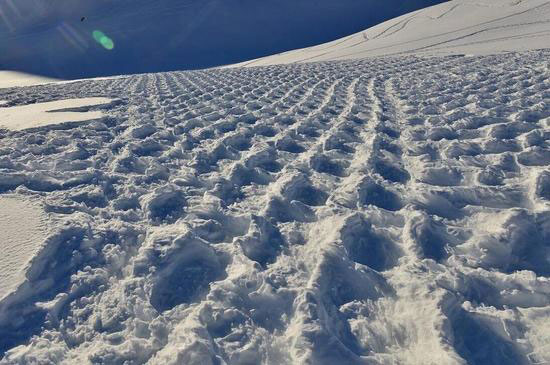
[
  {"x1": 92, "y1": 30, "x2": 114, "y2": 50},
  {"x1": 58, "y1": 22, "x2": 88, "y2": 52}
]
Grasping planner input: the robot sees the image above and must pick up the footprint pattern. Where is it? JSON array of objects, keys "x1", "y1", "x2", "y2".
[{"x1": 0, "y1": 49, "x2": 549, "y2": 364}]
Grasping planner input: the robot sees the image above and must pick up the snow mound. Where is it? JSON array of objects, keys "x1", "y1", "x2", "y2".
[{"x1": 234, "y1": 0, "x2": 550, "y2": 67}]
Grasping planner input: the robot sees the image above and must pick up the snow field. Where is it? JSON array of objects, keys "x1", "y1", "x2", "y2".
[{"x1": 0, "y1": 49, "x2": 548, "y2": 364}]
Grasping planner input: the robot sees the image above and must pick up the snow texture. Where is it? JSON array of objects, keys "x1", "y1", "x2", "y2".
[
  {"x1": 0, "y1": 0, "x2": 549, "y2": 363},
  {"x1": 0, "y1": 48, "x2": 548, "y2": 364}
]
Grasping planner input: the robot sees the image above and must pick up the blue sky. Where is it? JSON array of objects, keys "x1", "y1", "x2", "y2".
[{"x1": 0, "y1": 0, "x2": 447, "y2": 78}]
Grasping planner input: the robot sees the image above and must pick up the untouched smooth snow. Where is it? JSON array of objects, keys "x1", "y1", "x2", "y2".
[
  {"x1": 232, "y1": 0, "x2": 550, "y2": 67},
  {"x1": 0, "y1": 98, "x2": 113, "y2": 131},
  {"x1": 0, "y1": 49, "x2": 548, "y2": 364},
  {"x1": 0, "y1": 72, "x2": 58, "y2": 89},
  {"x1": 0, "y1": 196, "x2": 48, "y2": 301}
]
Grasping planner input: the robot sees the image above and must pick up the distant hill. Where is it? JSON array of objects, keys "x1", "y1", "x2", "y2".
[
  {"x1": 0, "y1": 0, "x2": 446, "y2": 79},
  {"x1": 232, "y1": 0, "x2": 550, "y2": 67}
]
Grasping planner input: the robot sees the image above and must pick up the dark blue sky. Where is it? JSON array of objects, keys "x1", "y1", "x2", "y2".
[{"x1": 0, "y1": 0, "x2": 447, "y2": 78}]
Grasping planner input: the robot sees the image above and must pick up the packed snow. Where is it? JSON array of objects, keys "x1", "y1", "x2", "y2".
[
  {"x1": 232, "y1": 0, "x2": 550, "y2": 67},
  {"x1": 0, "y1": 1, "x2": 549, "y2": 364}
]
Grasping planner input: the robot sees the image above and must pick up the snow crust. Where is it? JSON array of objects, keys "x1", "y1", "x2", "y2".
[
  {"x1": 0, "y1": 47, "x2": 548, "y2": 364},
  {"x1": 0, "y1": 98, "x2": 114, "y2": 131},
  {"x1": 0, "y1": 195, "x2": 48, "y2": 301},
  {"x1": 232, "y1": 0, "x2": 550, "y2": 67}
]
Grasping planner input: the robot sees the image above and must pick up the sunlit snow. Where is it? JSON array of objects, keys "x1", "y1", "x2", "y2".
[
  {"x1": 232, "y1": 0, "x2": 550, "y2": 67},
  {"x1": 0, "y1": 98, "x2": 113, "y2": 131},
  {"x1": 0, "y1": 72, "x2": 58, "y2": 89},
  {"x1": 0, "y1": 0, "x2": 548, "y2": 364},
  {"x1": 0, "y1": 196, "x2": 48, "y2": 301}
]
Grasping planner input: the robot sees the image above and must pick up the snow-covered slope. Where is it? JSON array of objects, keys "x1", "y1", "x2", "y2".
[
  {"x1": 0, "y1": 1, "x2": 549, "y2": 364},
  {"x1": 233, "y1": 0, "x2": 550, "y2": 67},
  {"x1": 0, "y1": 0, "x2": 445, "y2": 79},
  {"x1": 0, "y1": 48, "x2": 548, "y2": 364},
  {"x1": 0, "y1": 196, "x2": 49, "y2": 301}
]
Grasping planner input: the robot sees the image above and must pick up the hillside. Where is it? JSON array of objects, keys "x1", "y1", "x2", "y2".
[
  {"x1": 232, "y1": 0, "x2": 550, "y2": 66},
  {"x1": 0, "y1": 1, "x2": 549, "y2": 364}
]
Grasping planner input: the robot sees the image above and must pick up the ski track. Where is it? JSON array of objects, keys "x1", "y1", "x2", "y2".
[{"x1": 0, "y1": 50, "x2": 549, "y2": 364}]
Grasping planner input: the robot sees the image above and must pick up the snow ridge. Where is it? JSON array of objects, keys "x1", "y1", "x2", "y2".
[{"x1": 0, "y1": 49, "x2": 549, "y2": 364}]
